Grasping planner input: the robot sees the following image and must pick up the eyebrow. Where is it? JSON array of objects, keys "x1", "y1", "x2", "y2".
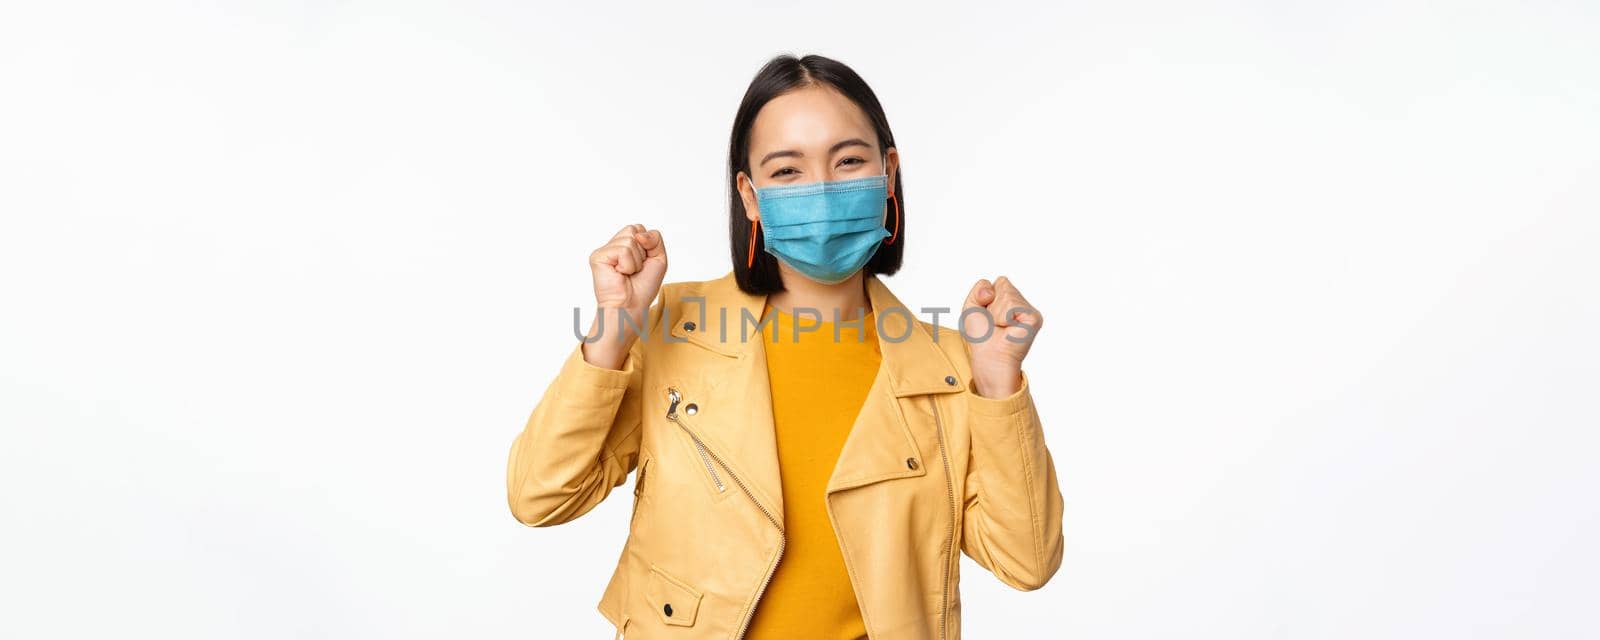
[{"x1": 758, "y1": 138, "x2": 874, "y2": 167}]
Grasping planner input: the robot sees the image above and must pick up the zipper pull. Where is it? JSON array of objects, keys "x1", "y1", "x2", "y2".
[{"x1": 666, "y1": 387, "x2": 681, "y2": 420}]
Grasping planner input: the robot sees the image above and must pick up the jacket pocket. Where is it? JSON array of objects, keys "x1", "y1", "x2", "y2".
[{"x1": 646, "y1": 563, "x2": 703, "y2": 627}]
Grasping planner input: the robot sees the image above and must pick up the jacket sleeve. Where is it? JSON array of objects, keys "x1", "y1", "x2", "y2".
[
  {"x1": 958, "y1": 371, "x2": 1066, "y2": 591},
  {"x1": 505, "y1": 304, "x2": 657, "y2": 527}
]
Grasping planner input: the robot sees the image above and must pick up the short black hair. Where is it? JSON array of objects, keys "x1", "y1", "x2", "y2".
[{"x1": 728, "y1": 54, "x2": 905, "y2": 295}]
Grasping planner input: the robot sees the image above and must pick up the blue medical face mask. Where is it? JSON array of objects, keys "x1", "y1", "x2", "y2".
[{"x1": 753, "y1": 174, "x2": 892, "y2": 285}]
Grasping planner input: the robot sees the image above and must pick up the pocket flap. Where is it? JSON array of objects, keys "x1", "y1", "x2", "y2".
[{"x1": 646, "y1": 563, "x2": 703, "y2": 627}]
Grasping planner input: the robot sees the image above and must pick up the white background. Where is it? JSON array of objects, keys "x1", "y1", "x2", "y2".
[{"x1": 2, "y1": 1, "x2": 1597, "y2": 638}]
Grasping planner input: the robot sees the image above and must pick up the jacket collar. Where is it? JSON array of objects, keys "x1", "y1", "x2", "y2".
[{"x1": 667, "y1": 271, "x2": 962, "y2": 397}]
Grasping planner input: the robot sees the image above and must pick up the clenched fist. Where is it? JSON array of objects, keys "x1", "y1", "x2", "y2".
[
  {"x1": 582, "y1": 224, "x2": 667, "y2": 369},
  {"x1": 961, "y1": 276, "x2": 1042, "y2": 398}
]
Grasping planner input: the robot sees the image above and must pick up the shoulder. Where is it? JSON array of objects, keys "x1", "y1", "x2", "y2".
[
  {"x1": 657, "y1": 270, "x2": 744, "y2": 304},
  {"x1": 656, "y1": 277, "x2": 717, "y2": 303},
  {"x1": 639, "y1": 272, "x2": 754, "y2": 345},
  {"x1": 927, "y1": 322, "x2": 973, "y2": 373},
  {"x1": 652, "y1": 274, "x2": 734, "y2": 322}
]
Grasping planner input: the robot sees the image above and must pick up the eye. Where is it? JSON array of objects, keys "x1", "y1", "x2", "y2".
[
  {"x1": 770, "y1": 167, "x2": 799, "y2": 178},
  {"x1": 837, "y1": 157, "x2": 865, "y2": 167}
]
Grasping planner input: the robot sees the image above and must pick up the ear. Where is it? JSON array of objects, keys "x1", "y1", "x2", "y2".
[
  {"x1": 737, "y1": 171, "x2": 761, "y2": 222},
  {"x1": 884, "y1": 146, "x2": 900, "y2": 194}
]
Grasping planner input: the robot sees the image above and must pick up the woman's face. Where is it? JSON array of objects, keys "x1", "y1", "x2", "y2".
[{"x1": 738, "y1": 85, "x2": 899, "y2": 224}]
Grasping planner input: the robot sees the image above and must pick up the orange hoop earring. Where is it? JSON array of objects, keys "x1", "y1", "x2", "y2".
[
  {"x1": 747, "y1": 219, "x2": 761, "y2": 268},
  {"x1": 883, "y1": 192, "x2": 901, "y2": 245}
]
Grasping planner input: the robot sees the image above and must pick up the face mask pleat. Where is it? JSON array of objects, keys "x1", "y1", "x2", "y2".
[{"x1": 752, "y1": 173, "x2": 891, "y2": 284}]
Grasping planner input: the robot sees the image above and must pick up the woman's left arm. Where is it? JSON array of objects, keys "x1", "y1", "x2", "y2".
[{"x1": 956, "y1": 277, "x2": 1065, "y2": 591}]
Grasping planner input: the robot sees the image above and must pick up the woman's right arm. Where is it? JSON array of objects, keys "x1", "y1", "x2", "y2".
[{"x1": 506, "y1": 225, "x2": 667, "y2": 527}]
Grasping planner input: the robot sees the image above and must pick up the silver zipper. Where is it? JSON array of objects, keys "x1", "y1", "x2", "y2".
[
  {"x1": 929, "y1": 396, "x2": 957, "y2": 640},
  {"x1": 694, "y1": 440, "x2": 725, "y2": 492},
  {"x1": 664, "y1": 387, "x2": 785, "y2": 640},
  {"x1": 667, "y1": 387, "x2": 723, "y2": 492}
]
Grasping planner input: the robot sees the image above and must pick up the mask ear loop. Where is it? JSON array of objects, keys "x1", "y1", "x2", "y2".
[
  {"x1": 747, "y1": 219, "x2": 761, "y2": 268},
  {"x1": 747, "y1": 175, "x2": 763, "y2": 268},
  {"x1": 883, "y1": 191, "x2": 901, "y2": 245}
]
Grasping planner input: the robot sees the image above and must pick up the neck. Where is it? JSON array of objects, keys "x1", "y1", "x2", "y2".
[{"x1": 767, "y1": 268, "x2": 871, "y2": 323}]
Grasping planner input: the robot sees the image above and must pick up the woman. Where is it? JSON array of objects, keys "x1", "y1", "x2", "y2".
[{"x1": 507, "y1": 54, "x2": 1064, "y2": 640}]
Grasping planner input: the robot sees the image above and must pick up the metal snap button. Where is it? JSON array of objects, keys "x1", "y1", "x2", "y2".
[
  {"x1": 685, "y1": 403, "x2": 698, "y2": 415},
  {"x1": 906, "y1": 457, "x2": 919, "y2": 470},
  {"x1": 944, "y1": 375, "x2": 957, "y2": 386},
  {"x1": 663, "y1": 603, "x2": 673, "y2": 617},
  {"x1": 683, "y1": 321, "x2": 696, "y2": 332}
]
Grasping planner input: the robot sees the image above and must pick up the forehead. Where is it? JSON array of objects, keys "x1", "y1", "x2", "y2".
[{"x1": 748, "y1": 85, "x2": 877, "y2": 155}]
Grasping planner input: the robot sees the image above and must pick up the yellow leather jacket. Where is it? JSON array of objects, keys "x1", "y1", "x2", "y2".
[{"x1": 507, "y1": 272, "x2": 1064, "y2": 639}]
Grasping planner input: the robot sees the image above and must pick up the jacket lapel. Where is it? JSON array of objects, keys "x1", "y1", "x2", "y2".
[{"x1": 825, "y1": 276, "x2": 963, "y2": 494}]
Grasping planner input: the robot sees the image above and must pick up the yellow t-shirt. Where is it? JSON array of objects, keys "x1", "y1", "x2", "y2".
[{"x1": 745, "y1": 305, "x2": 880, "y2": 640}]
